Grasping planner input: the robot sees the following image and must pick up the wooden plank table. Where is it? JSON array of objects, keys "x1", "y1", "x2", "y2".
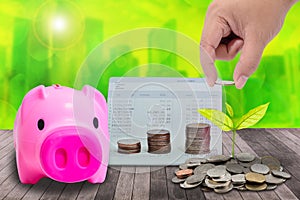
[{"x1": 0, "y1": 129, "x2": 299, "y2": 200}]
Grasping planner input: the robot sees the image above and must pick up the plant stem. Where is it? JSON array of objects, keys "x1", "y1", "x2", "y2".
[{"x1": 232, "y1": 130, "x2": 236, "y2": 157}]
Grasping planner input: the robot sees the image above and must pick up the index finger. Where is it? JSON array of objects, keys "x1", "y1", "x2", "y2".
[{"x1": 200, "y1": 14, "x2": 231, "y2": 86}]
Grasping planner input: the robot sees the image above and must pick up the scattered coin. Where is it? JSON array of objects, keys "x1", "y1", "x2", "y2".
[
  {"x1": 215, "y1": 80, "x2": 235, "y2": 86},
  {"x1": 214, "y1": 183, "x2": 233, "y2": 194},
  {"x1": 212, "y1": 172, "x2": 231, "y2": 182},
  {"x1": 226, "y1": 159, "x2": 238, "y2": 164},
  {"x1": 226, "y1": 163, "x2": 244, "y2": 174},
  {"x1": 172, "y1": 176, "x2": 186, "y2": 184},
  {"x1": 268, "y1": 165, "x2": 281, "y2": 171},
  {"x1": 236, "y1": 153, "x2": 255, "y2": 162},
  {"x1": 245, "y1": 172, "x2": 265, "y2": 183},
  {"x1": 180, "y1": 181, "x2": 202, "y2": 189},
  {"x1": 194, "y1": 163, "x2": 215, "y2": 175},
  {"x1": 205, "y1": 178, "x2": 231, "y2": 189},
  {"x1": 239, "y1": 157, "x2": 261, "y2": 168},
  {"x1": 243, "y1": 167, "x2": 251, "y2": 174},
  {"x1": 245, "y1": 183, "x2": 267, "y2": 191},
  {"x1": 117, "y1": 139, "x2": 141, "y2": 154},
  {"x1": 271, "y1": 170, "x2": 291, "y2": 179},
  {"x1": 179, "y1": 163, "x2": 188, "y2": 170},
  {"x1": 250, "y1": 164, "x2": 270, "y2": 175},
  {"x1": 172, "y1": 153, "x2": 291, "y2": 193},
  {"x1": 207, "y1": 155, "x2": 231, "y2": 163},
  {"x1": 187, "y1": 163, "x2": 201, "y2": 168},
  {"x1": 265, "y1": 174, "x2": 285, "y2": 184},
  {"x1": 231, "y1": 174, "x2": 246, "y2": 184},
  {"x1": 234, "y1": 185, "x2": 247, "y2": 191},
  {"x1": 261, "y1": 156, "x2": 281, "y2": 170},
  {"x1": 185, "y1": 157, "x2": 207, "y2": 164},
  {"x1": 176, "y1": 169, "x2": 193, "y2": 179},
  {"x1": 186, "y1": 174, "x2": 206, "y2": 184},
  {"x1": 266, "y1": 184, "x2": 278, "y2": 190},
  {"x1": 207, "y1": 167, "x2": 226, "y2": 178}
]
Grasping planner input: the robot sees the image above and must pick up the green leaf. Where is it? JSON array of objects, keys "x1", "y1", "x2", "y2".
[
  {"x1": 225, "y1": 102, "x2": 234, "y2": 117},
  {"x1": 235, "y1": 102, "x2": 270, "y2": 130},
  {"x1": 198, "y1": 109, "x2": 233, "y2": 131}
]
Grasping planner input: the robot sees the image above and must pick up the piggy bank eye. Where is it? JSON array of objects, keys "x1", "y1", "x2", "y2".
[
  {"x1": 93, "y1": 117, "x2": 99, "y2": 129},
  {"x1": 37, "y1": 119, "x2": 45, "y2": 130}
]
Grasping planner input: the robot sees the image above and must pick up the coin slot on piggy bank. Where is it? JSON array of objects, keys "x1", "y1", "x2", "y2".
[{"x1": 13, "y1": 85, "x2": 109, "y2": 184}]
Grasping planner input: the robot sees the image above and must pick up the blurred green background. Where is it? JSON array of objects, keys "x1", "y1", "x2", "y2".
[{"x1": 0, "y1": 0, "x2": 299, "y2": 129}]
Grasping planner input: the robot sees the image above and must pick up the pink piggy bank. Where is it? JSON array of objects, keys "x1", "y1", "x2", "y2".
[{"x1": 13, "y1": 84, "x2": 109, "y2": 184}]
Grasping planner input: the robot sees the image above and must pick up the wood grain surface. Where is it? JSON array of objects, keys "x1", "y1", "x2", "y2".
[{"x1": 1, "y1": 129, "x2": 299, "y2": 200}]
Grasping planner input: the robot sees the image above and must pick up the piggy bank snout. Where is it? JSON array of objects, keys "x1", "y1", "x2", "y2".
[{"x1": 40, "y1": 129, "x2": 102, "y2": 183}]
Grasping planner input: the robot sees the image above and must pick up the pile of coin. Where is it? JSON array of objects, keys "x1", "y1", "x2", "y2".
[
  {"x1": 172, "y1": 153, "x2": 291, "y2": 193},
  {"x1": 185, "y1": 123, "x2": 210, "y2": 154},
  {"x1": 117, "y1": 139, "x2": 141, "y2": 154},
  {"x1": 147, "y1": 129, "x2": 171, "y2": 154}
]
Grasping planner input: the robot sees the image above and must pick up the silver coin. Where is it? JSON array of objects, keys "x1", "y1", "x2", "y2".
[
  {"x1": 215, "y1": 165, "x2": 227, "y2": 170},
  {"x1": 207, "y1": 155, "x2": 231, "y2": 163},
  {"x1": 194, "y1": 163, "x2": 215, "y2": 175},
  {"x1": 207, "y1": 166, "x2": 226, "y2": 178},
  {"x1": 212, "y1": 172, "x2": 231, "y2": 182},
  {"x1": 239, "y1": 157, "x2": 261, "y2": 167},
  {"x1": 261, "y1": 156, "x2": 281, "y2": 170},
  {"x1": 280, "y1": 166, "x2": 284, "y2": 171},
  {"x1": 180, "y1": 181, "x2": 202, "y2": 189},
  {"x1": 205, "y1": 178, "x2": 231, "y2": 189},
  {"x1": 234, "y1": 185, "x2": 247, "y2": 191},
  {"x1": 250, "y1": 164, "x2": 270, "y2": 175},
  {"x1": 186, "y1": 174, "x2": 206, "y2": 184},
  {"x1": 179, "y1": 163, "x2": 188, "y2": 170},
  {"x1": 215, "y1": 80, "x2": 235, "y2": 86},
  {"x1": 265, "y1": 174, "x2": 285, "y2": 184},
  {"x1": 271, "y1": 170, "x2": 291, "y2": 179},
  {"x1": 214, "y1": 183, "x2": 233, "y2": 194},
  {"x1": 236, "y1": 153, "x2": 255, "y2": 162},
  {"x1": 172, "y1": 176, "x2": 186, "y2": 184},
  {"x1": 243, "y1": 167, "x2": 251, "y2": 174},
  {"x1": 187, "y1": 163, "x2": 201, "y2": 168},
  {"x1": 226, "y1": 163, "x2": 244, "y2": 174},
  {"x1": 185, "y1": 157, "x2": 207, "y2": 164},
  {"x1": 226, "y1": 159, "x2": 238, "y2": 164},
  {"x1": 266, "y1": 184, "x2": 278, "y2": 190},
  {"x1": 231, "y1": 174, "x2": 246, "y2": 184}
]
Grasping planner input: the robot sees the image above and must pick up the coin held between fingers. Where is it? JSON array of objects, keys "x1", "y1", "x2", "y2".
[{"x1": 215, "y1": 80, "x2": 235, "y2": 86}]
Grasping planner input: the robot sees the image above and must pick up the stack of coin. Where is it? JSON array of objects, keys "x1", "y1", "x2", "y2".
[
  {"x1": 185, "y1": 123, "x2": 210, "y2": 154},
  {"x1": 147, "y1": 129, "x2": 171, "y2": 154},
  {"x1": 171, "y1": 154, "x2": 291, "y2": 193},
  {"x1": 117, "y1": 139, "x2": 141, "y2": 154}
]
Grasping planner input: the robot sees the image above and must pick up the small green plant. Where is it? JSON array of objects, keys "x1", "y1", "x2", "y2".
[{"x1": 198, "y1": 102, "x2": 270, "y2": 157}]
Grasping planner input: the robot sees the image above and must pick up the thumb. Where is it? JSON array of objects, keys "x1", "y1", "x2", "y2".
[{"x1": 233, "y1": 36, "x2": 265, "y2": 89}]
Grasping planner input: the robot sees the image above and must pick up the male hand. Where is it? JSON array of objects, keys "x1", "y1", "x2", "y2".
[{"x1": 200, "y1": 0, "x2": 297, "y2": 89}]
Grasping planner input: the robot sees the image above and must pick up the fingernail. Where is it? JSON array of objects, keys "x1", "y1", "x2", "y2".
[{"x1": 236, "y1": 76, "x2": 248, "y2": 89}]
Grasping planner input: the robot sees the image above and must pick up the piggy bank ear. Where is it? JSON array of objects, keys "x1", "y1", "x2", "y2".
[
  {"x1": 20, "y1": 85, "x2": 48, "y2": 122},
  {"x1": 82, "y1": 85, "x2": 107, "y2": 113}
]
